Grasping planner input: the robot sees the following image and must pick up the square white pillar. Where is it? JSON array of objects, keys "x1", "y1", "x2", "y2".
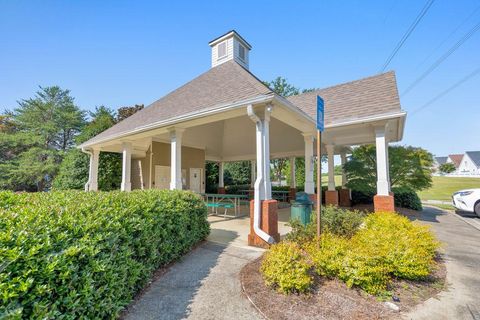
[
  {"x1": 218, "y1": 162, "x2": 224, "y2": 188},
  {"x1": 289, "y1": 157, "x2": 296, "y2": 188},
  {"x1": 303, "y1": 133, "x2": 315, "y2": 194},
  {"x1": 263, "y1": 108, "x2": 272, "y2": 199},
  {"x1": 85, "y1": 149, "x2": 100, "y2": 191},
  {"x1": 326, "y1": 144, "x2": 336, "y2": 191},
  {"x1": 169, "y1": 128, "x2": 184, "y2": 190},
  {"x1": 375, "y1": 125, "x2": 390, "y2": 195},
  {"x1": 340, "y1": 151, "x2": 347, "y2": 188},
  {"x1": 121, "y1": 142, "x2": 132, "y2": 192}
]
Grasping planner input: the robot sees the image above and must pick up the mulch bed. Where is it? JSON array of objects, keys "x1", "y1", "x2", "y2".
[{"x1": 240, "y1": 256, "x2": 446, "y2": 320}]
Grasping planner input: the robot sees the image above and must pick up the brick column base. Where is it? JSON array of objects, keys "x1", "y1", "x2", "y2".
[
  {"x1": 289, "y1": 188, "x2": 297, "y2": 202},
  {"x1": 325, "y1": 190, "x2": 339, "y2": 206},
  {"x1": 339, "y1": 188, "x2": 351, "y2": 207},
  {"x1": 217, "y1": 187, "x2": 226, "y2": 194},
  {"x1": 374, "y1": 195, "x2": 395, "y2": 212},
  {"x1": 248, "y1": 199, "x2": 280, "y2": 248}
]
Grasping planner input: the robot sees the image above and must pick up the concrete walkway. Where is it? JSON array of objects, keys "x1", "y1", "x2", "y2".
[
  {"x1": 124, "y1": 241, "x2": 263, "y2": 320},
  {"x1": 405, "y1": 206, "x2": 480, "y2": 320}
]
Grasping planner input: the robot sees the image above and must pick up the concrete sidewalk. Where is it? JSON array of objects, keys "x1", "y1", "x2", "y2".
[
  {"x1": 405, "y1": 206, "x2": 480, "y2": 320},
  {"x1": 123, "y1": 241, "x2": 263, "y2": 320}
]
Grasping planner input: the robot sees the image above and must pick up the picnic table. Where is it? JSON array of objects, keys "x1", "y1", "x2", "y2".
[{"x1": 202, "y1": 193, "x2": 248, "y2": 217}]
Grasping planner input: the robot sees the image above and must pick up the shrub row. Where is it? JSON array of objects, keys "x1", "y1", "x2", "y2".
[
  {"x1": 0, "y1": 190, "x2": 209, "y2": 319},
  {"x1": 262, "y1": 211, "x2": 439, "y2": 295},
  {"x1": 351, "y1": 187, "x2": 423, "y2": 211}
]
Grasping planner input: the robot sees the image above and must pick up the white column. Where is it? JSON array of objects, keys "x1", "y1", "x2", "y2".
[
  {"x1": 263, "y1": 107, "x2": 272, "y2": 199},
  {"x1": 289, "y1": 157, "x2": 296, "y2": 188},
  {"x1": 85, "y1": 149, "x2": 100, "y2": 191},
  {"x1": 340, "y1": 151, "x2": 347, "y2": 188},
  {"x1": 169, "y1": 128, "x2": 184, "y2": 190},
  {"x1": 218, "y1": 162, "x2": 224, "y2": 188},
  {"x1": 375, "y1": 125, "x2": 390, "y2": 195},
  {"x1": 326, "y1": 144, "x2": 335, "y2": 191},
  {"x1": 303, "y1": 133, "x2": 315, "y2": 194},
  {"x1": 250, "y1": 160, "x2": 256, "y2": 188},
  {"x1": 121, "y1": 142, "x2": 132, "y2": 191}
]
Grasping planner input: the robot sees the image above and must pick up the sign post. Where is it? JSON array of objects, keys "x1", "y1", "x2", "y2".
[{"x1": 316, "y1": 96, "x2": 324, "y2": 238}]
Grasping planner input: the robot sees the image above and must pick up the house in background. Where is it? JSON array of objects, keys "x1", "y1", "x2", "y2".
[
  {"x1": 458, "y1": 151, "x2": 480, "y2": 176},
  {"x1": 433, "y1": 156, "x2": 448, "y2": 172},
  {"x1": 435, "y1": 152, "x2": 480, "y2": 177},
  {"x1": 447, "y1": 154, "x2": 464, "y2": 174}
]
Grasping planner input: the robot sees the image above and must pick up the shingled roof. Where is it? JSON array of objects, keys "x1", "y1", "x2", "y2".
[
  {"x1": 448, "y1": 154, "x2": 464, "y2": 168},
  {"x1": 435, "y1": 156, "x2": 448, "y2": 165},
  {"x1": 287, "y1": 71, "x2": 402, "y2": 125},
  {"x1": 81, "y1": 60, "x2": 274, "y2": 146},
  {"x1": 466, "y1": 151, "x2": 480, "y2": 167}
]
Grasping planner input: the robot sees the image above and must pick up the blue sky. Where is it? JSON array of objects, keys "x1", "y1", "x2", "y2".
[{"x1": 1, "y1": 0, "x2": 479, "y2": 157}]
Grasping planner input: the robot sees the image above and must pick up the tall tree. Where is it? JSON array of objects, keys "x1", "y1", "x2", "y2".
[
  {"x1": 14, "y1": 86, "x2": 85, "y2": 150},
  {"x1": 344, "y1": 145, "x2": 433, "y2": 193},
  {"x1": 53, "y1": 106, "x2": 122, "y2": 191},
  {"x1": 116, "y1": 104, "x2": 144, "y2": 122},
  {"x1": 0, "y1": 86, "x2": 85, "y2": 191},
  {"x1": 264, "y1": 77, "x2": 300, "y2": 97}
]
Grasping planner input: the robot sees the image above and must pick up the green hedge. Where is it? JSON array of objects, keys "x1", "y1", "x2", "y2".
[
  {"x1": 350, "y1": 187, "x2": 422, "y2": 211},
  {"x1": 0, "y1": 190, "x2": 209, "y2": 319}
]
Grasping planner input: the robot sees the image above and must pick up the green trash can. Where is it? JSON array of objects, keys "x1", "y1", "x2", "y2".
[{"x1": 291, "y1": 192, "x2": 313, "y2": 225}]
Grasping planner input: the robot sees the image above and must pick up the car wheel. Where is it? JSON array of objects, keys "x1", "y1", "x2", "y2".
[{"x1": 475, "y1": 201, "x2": 480, "y2": 218}]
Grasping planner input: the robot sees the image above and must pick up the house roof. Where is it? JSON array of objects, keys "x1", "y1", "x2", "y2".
[
  {"x1": 81, "y1": 61, "x2": 273, "y2": 146},
  {"x1": 435, "y1": 156, "x2": 448, "y2": 165},
  {"x1": 286, "y1": 71, "x2": 402, "y2": 125},
  {"x1": 466, "y1": 151, "x2": 480, "y2": 167},
  {"x1": 448, "y1": 154, "x2": 464, "y2": 168}
]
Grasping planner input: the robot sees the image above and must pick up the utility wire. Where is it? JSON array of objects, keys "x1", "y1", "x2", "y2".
[
  {"x1": 409, "y1": 67, "x2": 480, "y2": 116},
  {"x1": 402, "y1": 20, "x2": 480, "y2": 96},
  {"x1": 379, "y1": 0, "x2": 435, "y2": 73},
  {"x1": 416, "y1": 4, "x2": 480, "y2": 69}
]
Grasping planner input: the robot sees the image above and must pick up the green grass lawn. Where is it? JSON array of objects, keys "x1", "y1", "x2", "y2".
[{"x1": 418, "y1": 176, "x2": 480, "y2": 201}]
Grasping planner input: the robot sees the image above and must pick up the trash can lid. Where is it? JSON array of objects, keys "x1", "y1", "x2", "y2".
[{"x1": 295, "y1": 192, "x2": 313, "y2": 204}]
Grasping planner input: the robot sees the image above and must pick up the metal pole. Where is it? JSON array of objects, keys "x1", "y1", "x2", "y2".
[{"x1": 316, "y1": 130, "x2": 322, "y2": 237}]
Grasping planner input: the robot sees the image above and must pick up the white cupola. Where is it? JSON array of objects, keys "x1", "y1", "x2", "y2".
[{"x1": 208, "y1": 30, "x2": 251, "y2": 69}]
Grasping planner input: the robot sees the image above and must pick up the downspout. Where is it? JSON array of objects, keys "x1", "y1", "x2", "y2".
[
  {"x1": 81, "y1": 147, "x2": 92, "y2": 191},
  {"x1": 247, "y1": 105, "x2": 275, "y2": 244}
]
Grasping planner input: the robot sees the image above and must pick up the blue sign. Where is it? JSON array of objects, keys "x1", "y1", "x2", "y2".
[{"x1": 316, "y1": 95, "x2": 324, "y2": 132}]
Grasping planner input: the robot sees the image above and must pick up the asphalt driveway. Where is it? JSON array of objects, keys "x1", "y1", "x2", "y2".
[{"x1": 406, "y1": 206, "x2": 480, "y2": 320}]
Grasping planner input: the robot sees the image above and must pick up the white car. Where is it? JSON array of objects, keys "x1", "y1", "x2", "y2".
[{"x1": 452, "y1": 189, "x2": 480, "y2": 217}]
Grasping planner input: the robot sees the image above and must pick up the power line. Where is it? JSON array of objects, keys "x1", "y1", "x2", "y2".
[
  {"x1": 403, "y1": 20, "x2": 480, "y2": 96},
  {"x1": 379, "y1": 0, "x2": 435, "y2": 73},
  {"x1": 409, "y1": 67, "x2": 480, "y2": 116},
  {"x1": 416, "y1": 4, "x2": 480, "y2": 70}
]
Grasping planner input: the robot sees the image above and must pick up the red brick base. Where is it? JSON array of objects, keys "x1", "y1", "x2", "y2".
[
  {"x1": 325, "y1": 190, "x2": 339, "y2": 206},
  {"x1": 217, "y1": 187, "x2": 226, "y2": 194},
  {"x1": 374, "y1": 195, "x2": 395, "y2": 212},
  {"x1": 339, "y1": 188, "x2": 351, "y2": 207},
  {"x1": 288, "y1": 188, "x2": 297, "y2": 202},
  {"x1": 248, "y1": 199, "x2": 280, "y2": 248}
]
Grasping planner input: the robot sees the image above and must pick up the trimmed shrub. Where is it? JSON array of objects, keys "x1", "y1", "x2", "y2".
[
  {"x1": 350, "y1": 187, "x2": 423, "y2": 211},
  {"x1": 0, "y1": 190, "x2": 209, "y2": 319},
  {"x1": 303, "y1": 212, "x2": 439, "y2": 295},
  {"x1": 260, "y1": 242, "x2": 312, "y2": 294},
  {"x1": 287, "y1": 206, "x2": 365, "y2": 242},
  {"x1": 392, "y1": 187, "x2": 423, "y2": 211}
]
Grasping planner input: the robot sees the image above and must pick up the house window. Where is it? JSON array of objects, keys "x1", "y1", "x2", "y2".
[
  {"x1": 217, "y1": 41, "x2": 227, "y2": 59},
  {"x1": 238, "y1": 44, "x2": 245, "y2": 61}
]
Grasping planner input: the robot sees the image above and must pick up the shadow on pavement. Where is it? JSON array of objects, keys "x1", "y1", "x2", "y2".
[
  {"x1": 410, "y1": 206, "x2": 447, "y2": 223},
  {"x1": 123, "y1": 230, "x2": 238, "y2": 320}
]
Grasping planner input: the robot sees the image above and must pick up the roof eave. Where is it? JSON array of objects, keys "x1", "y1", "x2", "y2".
[{"x1": 78, "y1": 93, "x2": 275, "y2": 149}]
